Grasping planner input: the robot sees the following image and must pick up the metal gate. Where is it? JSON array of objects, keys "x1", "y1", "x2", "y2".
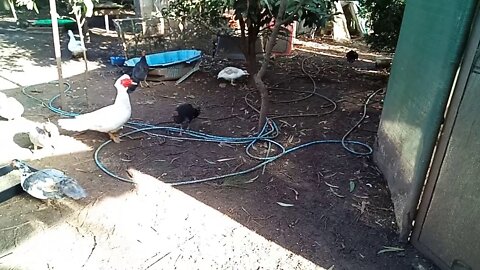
[
  {"x1": 373, "y1": 0, "x2": 477, "y2": 241},
  {"x1": 412, "y1": 9, "x2": 480, "y2": 270}
]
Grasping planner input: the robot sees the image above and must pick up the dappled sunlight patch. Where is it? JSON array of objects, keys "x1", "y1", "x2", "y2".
[
  {"x1": 0, "y1": 195, "x2": 97, "y2": 268},
  {"x1": 28, "y1": 134, "x2": 93, "y2": 160},
  {"x1": 0, "y1": 60, "x2": 104, "y2": 89},
  {"x1": 0, "y1": 168, "x2": 328, "y2": 269},
  {"x1": 379, "y1": 119, "x2": 421, "y2": 180},
  {"x1": 89, "y1": 27, "x2": 120, "y2": 38},
  {"x1": 296, "y1": 46, "x2": 345, "y2": 59},
  {"x1": 354, "y1": 68, "x2": 388, "y2": 75},
  {"x1": 0, "y1": 31, "x2": 105, "y2": 88},
  {"x1": 0, "y1": 118, "x2": 92, "y2": 164},
  {"x1": 294, "y1": 38, "x2": 382, "y2": 58}
]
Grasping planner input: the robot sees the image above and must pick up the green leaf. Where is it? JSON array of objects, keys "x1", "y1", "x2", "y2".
[
  {"x1": 349, "y1": 180, "x2": 356, "y2": 192},
  {"x1": 297, "y1": 9, "x2": 303, "y2": 18},
  {"x1": 261, "y1": 0, "x2": 273, "y2": 12}
]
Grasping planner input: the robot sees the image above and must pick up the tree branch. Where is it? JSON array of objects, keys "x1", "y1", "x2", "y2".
[
  {"x1": 253, "y1": 0, "x2": 292, "y2": 130},
  {"x1": 238, "y1": 14, "x2": 246, "y2": 40},
  {"x1": 260, "y1": 8, "x2": 271, "y2": 19},
  {"x1": 236, "y1": 14, "x2": 247, "y2": 56},
  {"x1": 256, "y1": 0, "x2": 289, "y2": 79}
]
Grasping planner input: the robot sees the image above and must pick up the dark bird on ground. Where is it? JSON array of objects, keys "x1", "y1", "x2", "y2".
[
  {"x1": 128, "y1": 50, "x2": 149, "y2": 93},
  {"x1": 11, "y1": 159, "x2": 87, "y2": 201},
  {"x1": 346, "y1": 50, "x2": 359, "y2": 63},
  {"x1": 173, "y1": 103, "x2": 201, "y2": 130}
]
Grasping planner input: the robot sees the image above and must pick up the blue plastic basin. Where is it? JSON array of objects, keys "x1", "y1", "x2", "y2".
[
  {"x1": 124, "y1": 50, "x2": 202, "y2": 68},
  {"x1": 110, "y1": 56, "x2": 126, "y2": 66}
]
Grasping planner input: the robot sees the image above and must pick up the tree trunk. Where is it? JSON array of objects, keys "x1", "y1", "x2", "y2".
[
  {"x1": 255, "y1": 74, "x2": 269, "y2": 130},
  {"x1": 245, "y1": 23, "x2": 259, "y2": 83},
  {"x1": 254, "y1": 0, "x2": 290, "y2": 130},
  {"x1": 246, "y1": 36, "x2": 257, "y2": 80}
]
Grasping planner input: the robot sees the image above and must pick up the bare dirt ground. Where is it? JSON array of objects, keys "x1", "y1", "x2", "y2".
[{"x1": 0, "y1": 15, "x2": 437, "y2": 270}]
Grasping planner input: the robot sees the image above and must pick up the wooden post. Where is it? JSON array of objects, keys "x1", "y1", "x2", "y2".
[
  {"x1": 73, "y1": 7, "x2": 90, "y2": 108},
  {"x1": 48, "y1": 0, "x2": 65, "y2": 109},
  {"x1": 332, "y1": 1, "x2": 351, "y2": 42},
  {"x1": 8, "y1": 0, "x2": 18, "y2": 22},
  {"x1": 134, "y1": 0, "x2": 154, "y2": 18},
  {"x1": 104, "y1": 15, "x2": 110, "y2": 33}
]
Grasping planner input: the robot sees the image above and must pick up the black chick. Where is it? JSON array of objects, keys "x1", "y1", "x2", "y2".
[
  {"x1": 346, "y1": 50, "x2": 359, "y2": 63},
  {"x1": 128, "y1": 50, "x2": 149, "y2": 93},
  {"x1": 173, "y1": 103, "x2": 201, "y2": 129}
]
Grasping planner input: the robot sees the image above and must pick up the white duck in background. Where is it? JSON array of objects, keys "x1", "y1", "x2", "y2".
[
  {"x1": 67, "y1": 30, "x2": 86, "y2": 58},
  {"x1": 11, "y1": 159, "x2": 87, "y2": 200},
  {"x1": 0, "y1": 92, "x2": 24, "y2": 120},
  {"x1": 217, "y1": 67, "x2": 249, "y2": 86},
  {"x1": 29, "y1": 121, "x2": 60, "y2": 151},
  {"x1": 57, "y1": 74, "x2": 135, "y2": 143}
]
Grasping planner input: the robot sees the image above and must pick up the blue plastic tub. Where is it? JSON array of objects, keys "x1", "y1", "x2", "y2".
[
  {"x1": 124, "y1": 50, "x2": 202, "y2": 68},
  {"x1": 110, "y1": 56, "x2": 126, "y2": 66}
]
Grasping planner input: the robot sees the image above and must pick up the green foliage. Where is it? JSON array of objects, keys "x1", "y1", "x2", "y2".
[
  {"x1": 231, "y1": 0, "x2": 334, "y2": 30},
  {"x1": 68, "y1": 0, "x2": 95, "y2": 18},
  {"x1": 163, "y1": 0, "x2": 231, "y2": 29},
  {"x1": 361, "y1": 0, "x2": 405, "y2": 52},
  {"x1": 10, "y1": 0, "x2": 95, "y2": 17},
  {"x1": 15, "y1": 0, "x2": 39, "y2": 13},
  {"x1": 164, "y1": 0, "x2": 335, "y2": 35},
  {"x1": 165, "y1": 0, "x2": 335, "y2": 75}
]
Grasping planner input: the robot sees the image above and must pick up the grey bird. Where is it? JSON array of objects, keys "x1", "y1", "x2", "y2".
[
  {"x1": 11, "y1": 159, "x2": 87, "y2": 200},
  {"x1": 28, "y1": 122, "x2": 60, "y2": 151}
]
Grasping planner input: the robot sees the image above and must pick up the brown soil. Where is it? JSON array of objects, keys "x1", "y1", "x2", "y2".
[{"x1": 0, "y1": 20, "x2": 436, "y2": 270}]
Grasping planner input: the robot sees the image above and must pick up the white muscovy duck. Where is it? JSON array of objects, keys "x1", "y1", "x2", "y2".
[
  {"x1": 28, "y1": 121, "x2": 60, "y2": 151},
  {"x1": 67, "y1": 30, "x2": 87, "y2": 58},
  {"x1": 11, "y1": 159, "x2": 87, "y2": 200},
  {"x1": 217, "y1": 67, "x2": 249, "y2": 86},
  {"x1": 57, "y1": 74, "x2": 135, "y2": 143},
  {"x1": 0, "y1": 92, "x2": 24, "y2": 120}
]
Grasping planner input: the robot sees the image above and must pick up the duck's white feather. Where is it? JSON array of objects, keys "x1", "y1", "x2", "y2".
[
  {"x1": 58, "y1": 74, "x2": 132, "y2": 133},
  {"x1": 217, "y1": 67, "x2": 249, "y2": 81},
  {"x1": 28, "y1": 122, "x2": 60, "y2": 150},
  {"x1": 67, "y1": 30, "x2": 86, "y2": 56},
  {"x1": 0, "y1": 92, "x2": 24, "y2": 120}
]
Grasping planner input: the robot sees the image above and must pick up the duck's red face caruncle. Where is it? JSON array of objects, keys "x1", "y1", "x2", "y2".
[{"x1": 121, "y1": 78, "x2": 134, "y2": 88}]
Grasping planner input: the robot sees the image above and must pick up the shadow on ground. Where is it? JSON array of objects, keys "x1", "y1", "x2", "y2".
[{"x1": 0, "y1": 23, "x2": 436, "y2": 270}]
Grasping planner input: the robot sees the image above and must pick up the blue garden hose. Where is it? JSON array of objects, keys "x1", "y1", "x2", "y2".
[{"x1": 22, "y1": 70, "x2": 378, "y2": 185}]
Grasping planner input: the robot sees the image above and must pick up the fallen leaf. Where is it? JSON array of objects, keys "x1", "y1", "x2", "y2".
[
  {"x1": 136, "y1": 100, "x2": 155, "y2": 105},
  {"x1": 277, "y1": 202, "x2": 294, "y2": 207},
  {"x1": 288, "y1": 187, "x2": 299, "y2": 200},
  {"x1": 360, "y1": 201, "x2": 367, "y2": 213},
  {"x1": 324, "y1": 173, "x2": 337, "y2": 179},
  {"x1": 324, "y1": 181, "x2": 339, "y2": 189},
  {"x1": 349, "y1": 180, "x2": 356, "y2": 192},
  {"x1": 217, "y1": 157, "x2": 236, "y2": 162},
  {"x1": 377, "y1": 246, "x2": 405, "y2": 254},
  {"x1": 245, "y1": 175, "x2": 259, "y2": 183},
  {"x1": 329, "y1": 187, "x2": 345, "y2": 198},
  {"x1": 204, "y1": 159, "x2": 216, "y2": 164}
]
